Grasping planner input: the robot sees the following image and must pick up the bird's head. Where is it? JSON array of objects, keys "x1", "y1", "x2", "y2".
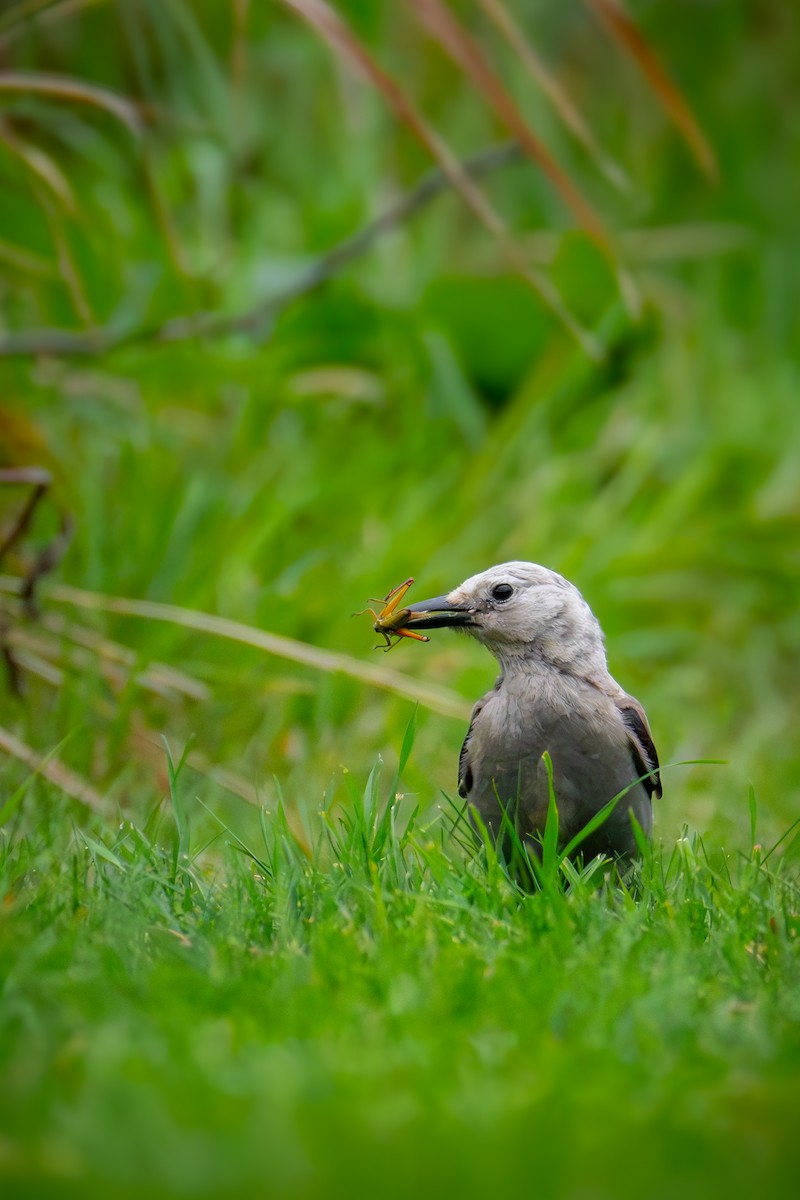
[{"x1": 403, "y1": 561, "x2": 608, "y2": 675}]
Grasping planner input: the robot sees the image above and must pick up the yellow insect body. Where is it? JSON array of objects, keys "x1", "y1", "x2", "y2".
[{"x1": 355, "y1": 577, "x2": 430, "y2": 652}]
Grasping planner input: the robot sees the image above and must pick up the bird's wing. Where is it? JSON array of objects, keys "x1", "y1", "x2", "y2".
[
  {"x1": 458, "y1": 704, "x2": 481, "y2": 799},
  {"x1": 615, "y1": 693, "x2": 662, "y2": 800},
  {"x1": 458, "y1": 679, "x2": 502, "y2": 798}
]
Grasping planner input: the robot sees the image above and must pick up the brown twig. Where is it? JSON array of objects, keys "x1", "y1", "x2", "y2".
[{"x1": 0, "y1": 467, "x2": 53, "y2": 564}]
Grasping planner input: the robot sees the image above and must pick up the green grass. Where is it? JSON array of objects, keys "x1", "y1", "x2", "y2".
[
  {"x1": 2, "y1": 1, "x2": 800, "y2": 1195},
  {"x1": 2, "y1": 754, "x2": 800, "y2": 1200}
]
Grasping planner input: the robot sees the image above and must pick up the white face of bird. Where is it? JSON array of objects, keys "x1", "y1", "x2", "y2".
[{"x1": 401, "y1": 561, "x2": 605, "y2": 665}]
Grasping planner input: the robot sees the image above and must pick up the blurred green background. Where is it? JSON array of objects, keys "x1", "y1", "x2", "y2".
[
  {"x1": 0, "y1": 0, "x2": 798, "y2": 848},
  {"x1": 2, "y1": 6, "x2": 800, "y2": 1200}
]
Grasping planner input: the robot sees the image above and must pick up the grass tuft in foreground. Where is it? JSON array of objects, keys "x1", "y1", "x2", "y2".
[{"x1": 1, "y1": 748, "x2": 799, "y2": 1200}]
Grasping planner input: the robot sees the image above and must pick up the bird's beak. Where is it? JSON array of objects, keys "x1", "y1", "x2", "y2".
[{"x1": 401, "y1": 593, "x2": 474, "y2": 630}]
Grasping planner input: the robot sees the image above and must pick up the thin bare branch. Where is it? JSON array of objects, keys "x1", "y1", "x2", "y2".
[
  {"x1": 0, "y1": 140, "x2": 525, "y2": 359},
  {"x1": 0, "y1": 222, "x2": 750, "y2": 363},
  {"x1": 0, "y1": 467, "x2": 52, "y2": 565}
]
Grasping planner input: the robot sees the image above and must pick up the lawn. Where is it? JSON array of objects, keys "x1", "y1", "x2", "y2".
[
  {"x1": 2, "y1": 783, "x2": 800, "y2": 1199},
  {"x1": 1, "y1": 2, "x2": 799, "y2": 1197}
]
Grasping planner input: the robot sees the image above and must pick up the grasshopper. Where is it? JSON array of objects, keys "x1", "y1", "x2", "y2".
[{"x1": 355, "y1": 577, "x2": 430, "y2": 652}]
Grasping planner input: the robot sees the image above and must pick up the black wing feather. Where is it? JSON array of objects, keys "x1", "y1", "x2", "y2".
[
  {"x1": 619, "y1": 700, "x2": 662, "y2": 800},
  {"x1": 458, "y1": 721, "x2": 475, "y2": 798},
  {"x1": 457, "y1": 685, "x2": 497, "y2": 799}
]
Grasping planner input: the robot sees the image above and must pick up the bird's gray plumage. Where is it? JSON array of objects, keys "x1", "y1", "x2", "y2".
[{"x1": 403, "y1": 562, "x2": 661, "y2": 860}]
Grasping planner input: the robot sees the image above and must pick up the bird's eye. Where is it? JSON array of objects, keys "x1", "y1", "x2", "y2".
[{"x1": 491, "y1": 583, "x2": 514, "y2": 602}]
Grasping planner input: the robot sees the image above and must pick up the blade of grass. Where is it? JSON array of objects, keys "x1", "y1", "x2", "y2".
[
  {"x1": 559, "y1": 758, "x2": 727, "y2": 862},
  {"x1": 76, "y1": 828, "x2": 124, "y2": 870},
  {"x1": 0, "y1": 2, "x2": 108, "y2": 47},
  {"x1": 539, "y1": 751, "x2": 560, "y2": 874},
  {"x1": 439, "y1": 791, "x2": 478, "y2": 859},
  {"x1": 40, "y1": 611, "x2": 211, "y2": 700},
  {"x1": 0, "y1": 237, "x2": 57, "y2": 276},
  {"x1": 410, "y1": 0, "x2": 610, "y2": 249},
  {"x1": 279, "y1": 0, "x2": 601, "y2": 357},
  {"x1": 586, "y1": 0, "x2": 717, "y2": 179},
  {"x1": 196, "y1": 798, "x2": 272, "y2": 877},
  {"x1": 761, "y1": 811, "x2": 800, "y2": 866},
  {"x1": 0, "y1": 119, "x2": 77, "y2": 211},
  {"x1": 558, "y1": 790, "x2": 623, "y2": 863},
  {"x1": 0, "y1": 70, "x2": 143, "y2": 136},
  {"x1": 38, "y1": 186, "x2": 95, "y2": 325},
  {"x1": 397, "y1": 705, "x2": 418, "y2": 777},
  {"x1": 0, "y1": 767, "x2": 38, "y2": 827},
  {"x1": 161, "y1": 734, "x2": 194, "y2": 861},
  {"x1": 0, "y1": 0, "x2": 104, "y2": 36},
  {"x1": 0, "y1": 723, "x2": 106, "y2": 813},
  {"x1": 0, "y1": 576, "x2": 471, "y2": 721},
  {"x1": 476, "y1": 0, "x2": 629, "y2": 192},
  {"x1": 748, "y1": 784, "x2": 758, "y2": 852}
]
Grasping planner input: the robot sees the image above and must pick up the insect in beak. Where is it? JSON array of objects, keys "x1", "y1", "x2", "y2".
[{"x1": 354, "y1": 577, "x2": 431, "y2": 652}]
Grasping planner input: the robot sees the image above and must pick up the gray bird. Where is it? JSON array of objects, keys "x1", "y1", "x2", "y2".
[{"x1": 402, "y1": 562, "x2": 661, "y2": 861}]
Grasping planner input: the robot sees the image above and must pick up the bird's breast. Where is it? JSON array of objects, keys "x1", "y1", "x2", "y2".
[
  {"x1": 468, "y1": 673, "x2": 633, "y2": 800},
  {"x1": 477, "y1": 672, "x2": 581, "y2": 747}
]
